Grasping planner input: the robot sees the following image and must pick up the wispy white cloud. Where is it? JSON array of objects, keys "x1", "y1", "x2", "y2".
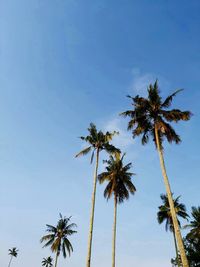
[
  {"x1": 129, "y1": 68, "x2": 170, "y2": 95},
  {"x1": 104, "y1": 117, "x2": 133, "y2": 150}
]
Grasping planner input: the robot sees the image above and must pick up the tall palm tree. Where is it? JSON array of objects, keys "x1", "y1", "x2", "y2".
[
  {"x1": 75, "y1": 123, "x2": 120, "y2": 267},
  {"x1": 98, "y1": 153, "x2": 136, "y2": 267},
  {"x1": 40, "y1": 214, "x2": 77, "y2": 267},
  {"x1": 121, "y1": 81, "x2": 192, "y2": 267},
  {"x1": 42, "y1": 256, "x2": 53, "y2": 267},
  {"x1": 185, "y1": 206, "x2": 200, "y2": 239},
  {"x1": 8, "y1": 247, "x2": 18, "y2": 267},
  {"x1": 157, "y1": 194, "x2": 189, "y2": 266}
]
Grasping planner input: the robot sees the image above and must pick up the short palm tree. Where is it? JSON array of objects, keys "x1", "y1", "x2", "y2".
[
  {"x1": 121, "y1": 80, "x2": 192, "y2": 267},
  {"x1": 40, "y1": 214, "x2": 77, "y2": 267},
  {"x1": 185, "y1": 206, "x2": 200, "y2": 240},
  {"x1": 8, "y1": 247, "x2": 18, "y2": 267},
  {"x1": 157, "y1": 194, "x2": 189, "y2": 266},
  {"x1": 42, "y1": 256, "x2": 53, "y2": 267},
  {"x1": 75, "y1": 123, "x2": 120, "y2": 267},
  {"x1": 98, "y1": 153, "x2": 136, "y2": 267}
]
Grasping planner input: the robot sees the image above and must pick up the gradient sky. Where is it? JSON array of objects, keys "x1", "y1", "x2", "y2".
[{"x1": 0, "y1": 1, "x2": 200, "y2": 266}]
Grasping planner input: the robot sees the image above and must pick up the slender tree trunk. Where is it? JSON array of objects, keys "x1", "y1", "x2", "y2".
[
  {"x1": 112, "y1": 194, "x2": 117, "y2": 267},
  {"x1": 8, "y1": 256, "x2": 13, "y2": 267},
  {"x1": 154, "y1": 127, "x2": 189, "y2": 267},
  {"x1": 54, "y1": 252, "x2": 59, "y2": 267},
  {"x1": 86, "y1": 148, "x2": 100, "y2": 267},
  {"x1": 172, "y1": 230, "x2": 181, "y2": 267}
]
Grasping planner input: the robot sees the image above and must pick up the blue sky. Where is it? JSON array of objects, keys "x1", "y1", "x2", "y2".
[{"x1": 0, "y1": 0, "x2": 200, "y2": 266}]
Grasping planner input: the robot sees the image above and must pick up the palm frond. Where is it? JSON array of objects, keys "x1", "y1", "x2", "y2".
[
  {"x1": 98, "y1": 172, "x2": 110, "y2": 184},
  {"x1": 40, "y1": 234, "x2": 55, "y2": 243},
  {"x1": 90, "y1": 149, "x2": 95, "y2": 164},
  {"x1": 51, "y1": 238, "x2": 61, "y2": 253},
  {"x1": 63, "y1": 238, "x2": 73, "y2": 257},
  {"x1": 62, "y1": 242, "x2": 67, "y2": 258},
  {"x1": 161, "y1": 89, "x2": 183, "y2": 108},
  {"x1": 42, "y1": 238, "x2": 55, "y2": 248},
  {"x1": 161, "y1": 109, "x2": 192, "y2": 122},
  {"x1": 120, "y1": 110, "x2": 135, "y2": 118},
  {"x1": 104, "y1": 143, "x2": 121, "y2": 155},
  {"x1": 75, "y1": 146, "x2": 92, "y2": 158}
]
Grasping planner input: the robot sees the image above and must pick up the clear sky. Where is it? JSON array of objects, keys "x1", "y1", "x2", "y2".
[{"x1": 0, "y1": 1, "x2": 199, "y2": 266}]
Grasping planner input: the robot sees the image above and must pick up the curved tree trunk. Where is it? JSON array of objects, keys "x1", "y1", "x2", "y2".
[
  {"x1": 112, "y1": 194, "x2": 117, "y2": 267},
  {"x1": 54, "y1": 252, "x2": 59, "y2": 267},
  {"x1": 86, "y1": 148, "x2": 100, "y2": 267},
  {"x1": 172, "y1": 230, "x2": 181, "y2": 267},
  {"x1": 155, "y1": 127, "x2": 189, "y2": 267},
  {"x1": 8, "y1": 256, "x2": 13, "y2": 267}
]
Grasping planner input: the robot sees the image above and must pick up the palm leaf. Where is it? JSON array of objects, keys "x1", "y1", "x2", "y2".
[
  {"x1": 161, "y1": 89, "x2": 183, "y2": 108},
  {"x1": 40, "y1": 234, "x2": 55, "y2": 243},
  {"x1": 161, "y1": 109, "x2": 192, "y2": 122},
  {"x1": 75, "y1": 146, "x2": 92, "y2": 158}
]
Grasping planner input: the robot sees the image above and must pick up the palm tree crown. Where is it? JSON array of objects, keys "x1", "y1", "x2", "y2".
[
  {"x1": 42, "y1": 256, "x2": 53, "y2": 267},
  {"x1": 186, "y1": 206, "x2": 200, "y2": 239},
  {"x1": 121, "y1": 80, "x2": 192, "y2": 148},
  {"x1": 98, "y1": 153, "x2": 136, "y2": 203},
  {"x1": 40, "y1": 214, "x2": 77, "y2": 259},
  {"x1": 157, "y1": 194, "x2": 189, "y2": 232},
  {"x1": 8, "y1": 248, "x2": 18, "y2": 258},
  {"x1": 75, "y1": 123, "x2": 120, "y2": 162}
]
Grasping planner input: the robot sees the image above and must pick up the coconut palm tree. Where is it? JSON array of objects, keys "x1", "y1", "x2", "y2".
[
  {"x1": 121, "y1": 80, "x2": 192, "y2": 267},
  {"x1": 40, "y1": 214, "x2": 77, "y2": 267},
  {"x1": 8, "y1": 247, "x2": 18, "y2": 267},
  {"x1": 185, "y1": 206, "x2": 200, "y2": 239},
  {"x1": 157, "y1": 194, "x2": 189, "y2": 266},
  {"x1": 42, "y1": 256, "x2": 53, "y2": 267},
  {"x1": 98, "y1": 153, "x2": 136, "y2": 267},
  {"x1": 75, "y1": 123, "x2": 120, "y2": 267}
]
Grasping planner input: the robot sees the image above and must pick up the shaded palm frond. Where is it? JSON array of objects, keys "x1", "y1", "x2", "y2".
[
  {"x1": 75, "y1": 146, "x2": 92, "y2": 158},
  {"x1": 161, "y1": 89, "x2": 183, "y2": 108}
]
